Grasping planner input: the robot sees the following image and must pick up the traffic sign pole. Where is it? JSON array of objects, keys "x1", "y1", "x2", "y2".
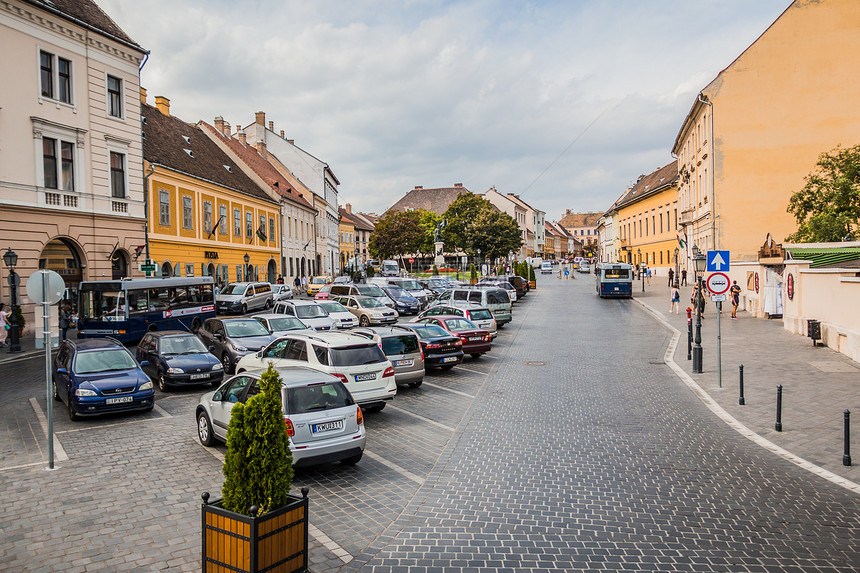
[{"x1": 705, "y1": 271, "x2": 730, "y2": 388}]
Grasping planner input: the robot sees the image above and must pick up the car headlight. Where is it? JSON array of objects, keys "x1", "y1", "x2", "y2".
[
  {"x1": 212, "y1": 362, "x2": 223, "y2": 370},
  {"x1": 139, "y1": 381, "x2": 153, "y2": 391},
  {"x1": 167, "y1": 367, "x2": 184, "y2": 374},
  {"x1": 75, "y1": 388, "x2": 97, "y2": 397},
  {"x1": 235, "y1": 346, "x2": 248, "y2": 352}
]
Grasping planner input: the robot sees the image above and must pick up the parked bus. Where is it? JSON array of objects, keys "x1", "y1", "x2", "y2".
[
  {"x1": 77, "y1": 277, "x2": 216, "y2": 343},
  {"x1": 595, "y1": 263, "x2": 633, "y2": 298}
]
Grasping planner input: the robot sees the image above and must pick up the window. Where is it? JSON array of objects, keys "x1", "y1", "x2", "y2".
[
  {"x1": 58, "y1": 58, "x2": 71, "y2": 104},
  {"x1": 42, "y1": 138, "x2": 57, "y2": 189},
  {"x1": 107, "y1": 75, "x2": 122, "y2": 118},
  {"x1": 110, "y1": 152, "x2": 125, "y2": 198},
  {"x1": 233, "y1": 208, "x2": 241, "y2": 236},
  {"x1": 246, "y1": 212, "x2": 253, "y2": 238},
  {"x1": 185, "y1": 263, "x2": 194, "y2": 277},
  {"x1": 40, "y1": 51, "x2": 53, "y2": 99},
  {"x1": 269, "y1": 217, "x2": 275, "y2": 242},
  {"x1": 61, "y1": 141, "x2": 74, "y2": 191},
  {"x1": 219, "y1": 205, "x2": 228, "y2": 235},
  {"x1": 259, "y1": 214, "x2": 266, "y2": 240},
  {"x1": 159, "y1": 190, "x2": 170, "y2": 226},
  {"x1": 183, "y1": 196, "x2": 193, "y2": 229},
  {"x1": 203, "y1": 201, "x2": 212, "y2": 234}
]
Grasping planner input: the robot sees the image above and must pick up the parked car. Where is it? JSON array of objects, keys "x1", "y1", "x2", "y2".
[
  {"x1": 414, "y1": 315, "x2": 492, "y2": 358},
  {"x1": 379, "y1": 285, "x2": 421, "y2": 315},
  {"x1": 136, "y1": 330, "x2": 223, "y2": 391},
  {"x1": 52, "y1": 338, "x2": 155, "y2": 421},
  {"x1": 316, "y1": 300, "x2": 359, "y2": 329},
  {"x1": 497, "y1": 274, "x2": 528, "y2": 298},
  {"x1": 271, "y1": 283, "x2": 294, "y2": 301},
  {"x1": 432, "y1": 287, "x2": 512, "y2": 326},
  {"x1": 352, "y1": 326, "x2": 424, "y2": 388},
  {"x1": 235, "y1": 332, "x2": 396, "y2": 411},
  {"x1": 419, "y1": 277, "x2": 456, "y2": 295},
  {"x1": 540, "y1": 261, "x2": 553, "y2": 274},
  {"x1": 476, "y1": 279, "x2": 517, "y2": 302},
  {"x1": 272, "y1": 300, "x2": 337, "y2": 331},
  {"x1": 335, "y1": 295, "x2": 398, "y2": 326},
  {"x1": 306, "y1": 276, "x2": 332, "y2": 296},
  {"x1": 314, "y1": 284, "x2": 333, "y2": 300},
  {"x1": 254, "y1": 314, "x2": 312, "y2": 337},
  {"x1": 216, "y1": 282, "x2": 274, "y2": 315},
  {"x1": 197, "y1": 317, "x2": 277, "y2": 374},
  {"x1": 368, "y1": 277, "x2": 433, "y2": 308},
  {"x1": 578, "y1": 262, "x2": 591, "y2": 273},
  {"x1": 333, "y1": 276, "x2": 352, "y2": 284},
  {"x1": 196, "y1": 367, "x2": 365, "y2": 466},
  {"x1": 414, "y1": 304, "x2": 497, "y2": 338},
  {"x1": 399, "y1": 323, "x2": 464, "y2": 370},
  {"x1": 381, "y1": 259, "x2": 400, "y2": 277},
  {"x1": 329, "y1": 283, "x2": 392, "y2": 308}
]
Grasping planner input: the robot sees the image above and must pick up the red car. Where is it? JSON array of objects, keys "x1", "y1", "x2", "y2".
[
  {"x1": 415, "y1": 315, "x2": 492, "y2": 358},
  {"x1": 314, "y1": 284, "x2": 332, "y2": 300}
]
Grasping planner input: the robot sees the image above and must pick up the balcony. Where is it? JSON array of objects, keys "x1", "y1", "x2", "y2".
[
  {"x1": 678, "y1": 209, "x2": 695, "y2": 225},
  {"x1": 44, "y1": 191, "x2": 78, "y2": 208}
]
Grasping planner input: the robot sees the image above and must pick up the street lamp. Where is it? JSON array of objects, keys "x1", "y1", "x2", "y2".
[
  {"x1": 243, "y1": 252, "x2": 250, "y2": 281},
  {"x1": 674, "y1": 247, "x2": 680, "y2": 286},
  {"x1": 637, "y1": 248, "x2": 642, "y2": 280},
  {"x1": 3, "y1": 247, "x2": 22, "y2": 353},
  {"x1": 692, "y1": 245, "x2": 707, "y2": 373}
]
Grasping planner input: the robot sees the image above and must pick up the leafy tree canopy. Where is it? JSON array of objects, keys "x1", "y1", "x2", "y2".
[
  {"x1": 441, "y1": 193, "x2": 489, "y2": 254},
  {"x1": 441, "y1": 194, "x2": 523, "y2": 258},
  {"x1": 368, "y1": 209, "x2": 427, "y2": 259},
  {"x1": 787, "y1": 144, "x2": 860, "y2": 242}
]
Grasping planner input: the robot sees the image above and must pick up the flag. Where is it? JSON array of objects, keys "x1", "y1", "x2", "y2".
[
  {"x1": 208, "y1": 215, "x2": 223, "y2": 239},
  {"x1": 677, "y1": 232, "x2": 687, "y2": 250},
  {"x1": 133, "y1": 245, "x2": 146, "y2": 259},
  {"x1": 256, "y1": 223, "x2": 267, "y2": 242}
]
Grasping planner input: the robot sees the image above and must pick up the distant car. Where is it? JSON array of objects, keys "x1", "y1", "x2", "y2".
[
  {"x1": 306, "y1": 276, "x2": 332, "y2": 296},
  {"x1": 236, "y1": 332, "x2": 396, "y2": 411},
  {"x1": 136, "y1": 330, "x2": 223, "y2": 391},
  {"x1": 414, "y1": 315, "x2": 492, "y2": 358},
  {"x1": 196, "y1": 367, "x2": 366, "y2": 466},
  {"x1": 399, "y1": 323, "x2": 464, "y2": 370},
  {"x1": 197, "y1": 317, "x2": 277, "y2": 374},
  {"x1": 352, "y1": 326, "x2": 424, "y2": 388},
  {"x1": 215, "y1": 282, "x2": 273, "y2": 314},
  {"x1": 316, "y1": 300, "x2": 359, "y2": 329},
  {"x1": 333, "y1": 276, "x2": 352, "y2": 284},
  {"x1": 329, "y1": 283, "x2": 392, "y2": 308},
  {"x1": 414, "y1": 304, "x2": 497, "y2": 339},
  {"x1": 578, "y1": 262, "x2": 591, "y2": 273},
  {"x1": 420, "y1": 277, "x2": 456, "y2": 295},
  {"x1": 254, "y1": 314, "x2": 312, "y2": 337},
  {"x1": 52, "y1": 338, "x2": 155, "y2": 421},
  {"x1": 380, "y1": 285, "x2": 421, "y2": 315},
  {"x1": 476, "y1": 279, "x2": 517, "y2": 302},
  {"x1": 335, "y1": 295, "x2": 398, "y2": 326},
  {"x1": 540, "y1": 262, "x2": 553, "y2": 274},
  {"x1": 272, "y1": 300, "x2": 337, "y2": 331},
  {"x1": 314, "y1": 284, "x2": 333, "y2": 300},
  {"x1": 271, "y1": 283, "x2": 294, "y2": 301}
]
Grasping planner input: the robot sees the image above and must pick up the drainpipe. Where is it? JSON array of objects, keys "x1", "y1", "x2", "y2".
[
  {"x1": 279, "y1": 198, "x2": 286, "y2": 276},
  {"x1": 697, "y1": 93, "x2": 716, "y2": 251},
  {"x1": 143, "y1": 164, "x2": 154, "y2": 261}
]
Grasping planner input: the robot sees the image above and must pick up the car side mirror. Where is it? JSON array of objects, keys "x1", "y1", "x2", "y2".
[
  {"x1": 256, "y1": 351, "x2": 262, "y2": 358},
  {"x1": 56, "y1": 367, "x2": 68, "y2": 375},
  {"x1": 213, "y1": 391, "x2": 223, "y2": 401},
  {"x1": 214, "y1": 332, "x2": 223, "y2": 340},
  {"x1": 139, "y1": 360, "x2": 149, "y2": 368}
]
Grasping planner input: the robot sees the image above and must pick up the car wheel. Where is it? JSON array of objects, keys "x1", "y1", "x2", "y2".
[
  {"x1": 221, "y1": 353, "x2": 234, "y2": 374},
  {"x1": 197, "y1": 411, "x2": 215, "y2": 446},
  {"x1": 359, "y1": 315, "x2": 370, "y2": 327},
  {"x1": 157, "y1": 373, "x2": 168, "y2": 392},
  {"x1": 264, "y1": 299, "x2": 272, "y2": 310},
  {"x1": 241, "y1": 304, "x2": 248, "y2": 315},
  {"x1": 52, "y1": 379, "x2": 61, "y2": 401},
  {"x1": 470, "y1": 353, "x2": 482, "y2": 359},
  {"x1": 363, "y1": 402, "x2": 385, "y2": 413},
  {"x1": 440, "y1": 364, "x2": 455, "y2": 371},
  {"x1": 341, "y1": 452, "x2": 362, "y2": 465},
  {"x1": 68, "y1": 399, "x2": 78, "y2": 421},
  {"x1": 409, "y1": 379, "x2": 423, "y2": 388}
]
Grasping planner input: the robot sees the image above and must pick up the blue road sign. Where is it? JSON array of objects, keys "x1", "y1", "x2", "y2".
[{"x1": 706, "y1": 250, "x2": 730, "y2": 272}]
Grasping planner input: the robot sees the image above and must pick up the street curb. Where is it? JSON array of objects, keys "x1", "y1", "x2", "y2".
[
  {"x1": 632, "y1": 296, "x2": 860, "y2": 496},
  {"x1": 0, "y1": 349, "x2": 43, "y2": 365}
]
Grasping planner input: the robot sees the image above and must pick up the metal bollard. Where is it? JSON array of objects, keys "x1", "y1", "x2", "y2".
[
  {"x1": 738, "y1": 365, "x2": 745, "y2": 406},
  {"x1": 844, "y1": 410, "x2": 852, "y2": 467},
  {"x1": 686, "y1": 307, "x2": 692, "y2": 361},
  {"x1": 775, "y1": 385, "x2": 783, "y2": 432}
]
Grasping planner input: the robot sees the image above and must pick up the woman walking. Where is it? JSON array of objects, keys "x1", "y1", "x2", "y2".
[
  {"x1": 0, "y1": 303, "x2": 8, "y2": 347},
  {"x1": 670, "y1": 284, "x2": 681, "y2": 314}
]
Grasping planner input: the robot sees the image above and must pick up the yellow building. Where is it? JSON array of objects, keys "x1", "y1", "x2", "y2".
[
  {"x1": 673, "y1": 0, "x2": 860, "y2": 262},
  {"x1": 142, "y1": 98, "x2": 281, "y2": 284},
  {"x1": 338, "y1": 207, "x2": 357, "y2": 271},
  {"x1": 615, "y1": 162, "x2": 680, "y2": 275}
]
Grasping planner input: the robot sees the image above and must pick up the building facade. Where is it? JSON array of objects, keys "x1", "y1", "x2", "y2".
[
  {"x1": 559, "y1": 211, "x2": 602, "y2": 256},
  {"x1": 345, "y1": 205, "x2": 374, "y2": 266},
  {"x1": 483, "y1": 187, "x2": 530, "y2": 260},
  {"x1": 338, "y1": 207, "x2": 357, "y2": 272},
  {"x1": 0, "y1": 0, "x2": 148, "y2": 330}
]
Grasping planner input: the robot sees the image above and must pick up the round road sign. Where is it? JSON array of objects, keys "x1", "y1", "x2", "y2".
[
  {"x1": 26, "y1": 269, "x2": 66, "y2": 305},
  {"x1": 706, "y1": 272, "x2": 730, "y2": 295}
]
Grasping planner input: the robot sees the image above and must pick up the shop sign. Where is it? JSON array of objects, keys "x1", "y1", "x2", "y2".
[
  {"x1": 204, "y1": 251, "x2": 219, "y2": 259},
  {"x1": 787, "y1": 273, "x2": 795, "y2": 300}
]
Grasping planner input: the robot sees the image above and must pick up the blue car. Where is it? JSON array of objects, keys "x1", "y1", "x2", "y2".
[
  {"x1": 136, "y1": 330, "x2": 224, "y2": 392},
  {"x1": 53, "y1": 338, "x2": 155, "y2": 421},
  {"x1": 381, "y1": 286, "x2": 421, "y2": 315}
]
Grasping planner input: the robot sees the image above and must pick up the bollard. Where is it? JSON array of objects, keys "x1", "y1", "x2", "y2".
[
  {"x1": 775, "y1": 385, "x2": 783, "y2": 432},
  {"x1": 686, "y1": 307, "x2": 692, "y2": 361},
  {"x1": 738, "y1": 365, "x2": 745, "y2": 406},
  {"x1": 844, "y1": 410, "x2": 852, "y2": 467}
]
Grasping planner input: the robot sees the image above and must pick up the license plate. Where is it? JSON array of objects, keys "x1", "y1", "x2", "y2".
[
  {"x1": 312, "y1": 420, "x2": 344, "y2": 434},
  {"x1": 614, "y1": 287, "x2": 619, "y2": 291},
  {"x1": 105, "y1": 396, "x2": 133, "y2": 405},
  {"x1": 394, "y1": 359, "x2": 413, "y2": 367},
  {"x1": 190, "y1": 373, "x2": 209, "y2": 380},
  {"x1": 355, "y1": 373, "x2": 377, "y2": 382},
  {"x1": 469, "y1": 337, "x2": 482, "y2": 341},
  {"x1": 442, "y1": 357, "x2": 458, "y2": 363}
]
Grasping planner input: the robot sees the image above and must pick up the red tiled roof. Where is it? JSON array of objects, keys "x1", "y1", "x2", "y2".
[
  {"x1": 386, "y1": 186, "x2": 471, "y2": 216},
  {"x1": 614, "y1": 161, "x2": 678, "y2": 210},
  {"x1": 559, "y1": 211, "x2": 602, "y2": 229},
  {"x1": 26, "y1": 0, "x2": 144, "y2": 51}
]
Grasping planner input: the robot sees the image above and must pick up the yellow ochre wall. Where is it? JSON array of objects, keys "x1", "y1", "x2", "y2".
[{"x1": 616, "y1": 185, "x2": 680, "y2": 270}]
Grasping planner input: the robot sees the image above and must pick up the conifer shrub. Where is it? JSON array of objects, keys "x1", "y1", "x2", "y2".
[
  {"x1": 497, "y1": 264, "x2": 505, "y2": 275},
  {"x1": 528, "y1": 264, "x2": 536, "y2": 281},
  {"x1": 469, "y1": 263, "x2": 477, "y2": 281},
  {"x1": 432, "y1": 264, "x2": 438, "y2": 275},
  {"x1": 221, "y1": 364, "x2": 294, "y2": 516}
]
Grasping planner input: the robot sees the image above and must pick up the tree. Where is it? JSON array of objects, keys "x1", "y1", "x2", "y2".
[
  {"x1": 441, "y1": 193, "x2": 489, "y2": 254},
  {"x1": 417, "y1": 210, "x2": 441, "y2": 255},
  {"x1": 787, "y1": 144, "x2": 860, "y2": 242},
  {"x1": 469, "y1": 208, "x2": 523, "y2": 261},
  {"x1": 369, "y1": 210, "x2": 427, "y2": 260}
]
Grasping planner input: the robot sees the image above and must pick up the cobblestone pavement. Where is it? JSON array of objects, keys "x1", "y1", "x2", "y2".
[{"x1": 1, "y1": 275, "x2": 858, "y2": 572}]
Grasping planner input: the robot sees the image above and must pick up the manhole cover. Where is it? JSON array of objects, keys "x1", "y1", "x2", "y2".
[{"x1": 524, "y1": 361, "x2": 547, "y2": 366}]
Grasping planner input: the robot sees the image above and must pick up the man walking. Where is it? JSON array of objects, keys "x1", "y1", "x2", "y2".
[
  {"x1": 681, "y1": 269, "x2": 687, "y2": 286},
  {"x1": 668, "y1": 268, "x2": 675, "y2": 287},
  {"x1": 730, "y1": 280, "x2": 742, "y2": 319}
]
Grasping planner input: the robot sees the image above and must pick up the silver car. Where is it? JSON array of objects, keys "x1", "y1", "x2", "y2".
[
  {"x1": 216, "y1": 282, "x2": 274, "y2": 315},
  {"x1": 352, "y1": 326, "x2": 424, "y2": 388},
  {"x1": 254, "y1": 314, "x2": 312, "y2": 337},
  {"x1": 316, "y1": 300, "x2": 359, "y2": 329},
  {"x1": 195, "y1": 367, "x2": 366, "y2": 466},
  {"x1": 273, "y1": 300, "x2": 337, "y2": 331}
]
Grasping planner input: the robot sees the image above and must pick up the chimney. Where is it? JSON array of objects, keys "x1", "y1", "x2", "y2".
[
  {"x1": 222, "y1": 121, "x2": 231, "y2": 136},
  {"x1": 255, "y1": 111, "x2": 265, "y2": 126},
  {"x1": 155, "y1": 96, "x2": 170, "y2": 116},
  {"x1": 255, "y1": 140, "x2": 267, "y2": 158},
  {"x1": 345, "y1": 203, "x2": 352, "y2": 214},
  {"x1": 237, "y1": 129, "x2": 247, "y2": 145},
  {"x1": 280, "y1": 130, "x2": 285, "y2": 138},
  {"x1": 287, "y1": 139, "x2": 294, "y2": 144},
  {"x1": 140, "y1": 87, "x2": 147, "y2": 104},
  {"x1": 268, "y1": 121, "x2": 274, "y2": 131},
  {"x1": 414, "y1": 186, "x2": 423, "y2": 190},
  {"x1": 454, "y1": 183, "x2": 463, "y2": 187},
  {"x1": 214, "y1": 116, "x2": 224, "y2": 134}
]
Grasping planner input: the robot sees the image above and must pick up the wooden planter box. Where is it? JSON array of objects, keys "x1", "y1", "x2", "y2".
[
  {"x1": 469, "y1": 278, "x2": 478, "y2": 284},
  {"x1": 202, "y1": 489, "x2": 309, "y2": 573},
  {"x1": 529, "y1": 280, "x2": 536, "y2": 289}
]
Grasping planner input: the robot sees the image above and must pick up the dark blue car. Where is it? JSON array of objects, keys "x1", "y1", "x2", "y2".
[
  {"x1": 53, "y1": 338, "x2": 155, "y2": 421},
  {"x1": 381, "y1": 286, "x2": 421, "y2": 315},
  {"x1": 136, "y1": 331, "x2": 224, "y2": 391}
]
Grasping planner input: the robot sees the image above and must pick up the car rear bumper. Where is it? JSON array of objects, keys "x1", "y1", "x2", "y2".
[
  {"x1": 463, "y1": 342, "x2": 492, "y2": 354},
  {"x1": 165, "y1": 371, "x2": 224, "y2": 385},
  {"x1": 394, "y1": 368, "x2": 424, "y2": 385},
  {"x1": 425, "y1": 351, "x2": 464, "y2": 368},
  {"x1": 291, "y1": 433, "x2": 365, "y2": 467}
]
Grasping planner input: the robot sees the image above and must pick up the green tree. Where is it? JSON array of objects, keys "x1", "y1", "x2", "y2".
[
  {"x1": 441, "y1": 193, "x2": 489, "y2": 254},
  {"x1": 369, "y1": 210, "x2": 426, "y2": 260},
  {"x1": 787, "y1": 144, "x2": 860, "y2": 242},
  {"x1": 469, "y1": 208, "x2": 523, "y2": 261},
  {"x1": 221, "y1": 364, "x2": 293, "y2": 516},
  {"x1": 417, "y1": 210, "x2": 441, "y2": 255}
]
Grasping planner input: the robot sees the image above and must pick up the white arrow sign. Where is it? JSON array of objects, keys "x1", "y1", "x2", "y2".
[{"x1": 710, "y1": 252, "x2": 726, "y2": 269}]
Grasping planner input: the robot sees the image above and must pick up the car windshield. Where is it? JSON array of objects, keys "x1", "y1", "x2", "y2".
[
  {"x1": 296, "y1": 305, "x2": 327, "y2": 319},
  {"x1": 328, "y1": 344, "x2": 387, "y2": 366},
  {"x1": 414, "y1": 325, "x2": 450, "y2": 339},
  {"x1": 381, "y1": 335, "x2": 420, "y2": 355},
  {"x1": 470, "y1": 309, "x2": 493, "y2": 320},
  {"x1": 397, "y1": 280, "x2": 421, "y2": 290},
  {"x1": 311, "y1": 277, "x2": 327, "y2": 285},
  {"x1": 287, "y1": 383, "x2": 354, "y2": 414},
  {"x1": 384, "y1": 286, "x2": 408, "y2": 298},
  {"x1": 356, "y1": 285, "x2": 384, "y2": 297},
  {"x1": 318, "y1": 301, "x2": 347, "y2": 313},
  {"x1": 444, "y1": 318, "x2": 478, "y2": 331},
  {"x1": 359, "y1": 297, "x2": 385, "y2": 308},
  {"x1": 224, "y1": 320, "x2": 270, "y2": 338},
  {"x1": 160, "y1": 335, "x2": 208, "y2": 355},
  {"x1": 74, "y1": 348, "x2": 137, "y2": 374},
  {"x1": 220, "y1": 284, "x2": 246, "y2": 295},
  {"x1": 267, "y1": 317, "x2": 306, "y2": 332}
]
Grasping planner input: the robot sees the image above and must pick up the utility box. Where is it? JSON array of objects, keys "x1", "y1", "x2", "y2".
[{"x1": 807, "y1": 319, "x2": 821, "y2": 347}]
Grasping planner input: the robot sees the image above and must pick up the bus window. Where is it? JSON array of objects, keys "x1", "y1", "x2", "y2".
[
  {"x1": 126, "y1": 289, "x2": 149, "y2": 316},
  {"x1": 149, "y1": 288, "x2": 170, "y2": 312}
]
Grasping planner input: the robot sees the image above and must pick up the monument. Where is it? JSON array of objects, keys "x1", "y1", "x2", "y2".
[{"x1": 434, "y1": 219, "x2": 447, "y2": 268}]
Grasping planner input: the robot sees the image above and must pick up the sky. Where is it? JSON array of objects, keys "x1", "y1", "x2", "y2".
[{"x1": 100, "y1": 0, "x2": 791, "y2": 220}]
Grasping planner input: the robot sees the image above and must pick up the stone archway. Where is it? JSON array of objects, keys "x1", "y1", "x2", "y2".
[
  {"x1": 111, "y1": 249, "x2": 129, "y2": 280},
  {"x1": 205, "y1": 262, "x2": 216, "y2": 277},
  {"x1": 267, "y1": 259, "x2": 277, "y2": 283},
  {"x1": 38, "y1": 237, "x2": 85, "y2": 304},
  {"x1": 161, "y1": 260, "x2": 173, "y2": 278},
  {"x1": 245, "y1": 264, "x2": 254, "y2": 282}
]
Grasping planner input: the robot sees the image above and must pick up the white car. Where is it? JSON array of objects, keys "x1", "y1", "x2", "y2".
[
  {"x1": 316, "y1": 300, "x2": 359, "y2": 329},
  {"x1": 254, "y1": 314, "x2": 312, "y2": 337},
  {"x1": 273, "y1": 300, "x2": 337, "y2": 331},
  {"x1": 271, "y1": 283, "x2": 294, "y2": 301},
  {"x1": 236, "y1": 332, "x2": 397, "y2": 411}
]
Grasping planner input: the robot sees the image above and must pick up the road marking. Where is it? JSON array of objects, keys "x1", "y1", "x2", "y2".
[
  {"x1": 204, "y1": 446, "x2": 225, "y2": 463},
  {"x1": 0, "y1": 460, "x2": 50, "y2": 473},
  {"x1": 420, "y1": 382, "x2": 475, "y2": 398},
  {"x1": 54, "y1": 403, "x2": 171, "y2": 434},
  {"x1": 363, "y1": 450, "x2": 425, "y2": 485},
  {"x1": 309, "y1": 524, "x2": 352, "y2": 563},
  {"x1": 634, "y1": 298, "x2": 860, "y2": 495},
  {"x1": 29, "y1": 397, "x2": 69, "y2": 461},
  {"x1": 386, "y1": 404, "x2": 456, "y2": 432},
  {"x1": 454, "y1": 366, "x2": 489, "y2": 375},
  {"x1": 153, "y1": 402, "x2": 172, "y2": 418}
]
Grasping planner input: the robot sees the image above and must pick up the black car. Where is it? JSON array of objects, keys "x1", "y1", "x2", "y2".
[
  {"x1": 196, "y1": 317, "x2": 276, "y2": 374},
  {"x1": 136, "y1": 331, "x2": 224, "y2": 391},
  {"x1": 399, "y1": 323, "x2": 464, "y2": 370},
  {"x1": 380, "y1": 285, "x2": 421, "y2": 315}
]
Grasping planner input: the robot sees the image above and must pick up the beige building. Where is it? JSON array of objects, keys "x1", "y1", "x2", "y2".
[
  {"x1": 559, "y1": 211, "x2": 601, "y2": 256},
  {"x1": 673, "y1": 0, "x2": 860, "y2": 262},
  {"x1": 483, "y1": 187, "x2": 530, "y2": 260},
  {"x1": 0, "y1": 0, "x2": 148, "y2": 330}
]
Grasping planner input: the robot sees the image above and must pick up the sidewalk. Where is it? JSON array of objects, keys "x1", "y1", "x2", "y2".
[
  {"x1": 0, "y1": 332, "x2": 44, "y2": 365},
  {"x1": 633, "y1": 275, "x2": 859, "y2": 488}
]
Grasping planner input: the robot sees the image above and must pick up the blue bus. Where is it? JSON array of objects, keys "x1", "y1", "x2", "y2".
[
  {"x1": 77, "y1": 277, "x2": 216, "y2": 343},
  {"x1": 595, "y1": 263, "x2": 633, "y2": 298}
]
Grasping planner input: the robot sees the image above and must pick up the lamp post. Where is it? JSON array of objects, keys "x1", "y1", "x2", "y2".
[
  {"x1": 692, "y1": 246, "x2": 707, "y2": 373},
  {"x1": 3, "y1": 247, "x2": 22, "y2": 353},
  {"x1": 674, "y1": 247, "x2": 680, "y2": 286},
  {"x1": 243, "y1": 252, "x2": 250, "y2": 281}
]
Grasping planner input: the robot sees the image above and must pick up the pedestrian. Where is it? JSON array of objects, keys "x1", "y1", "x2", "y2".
[
  {"x1": 59, "y1": 303, "x2": 70, "y2": 341},
  {"x1": 294, "y1": 275, "x2": 300, "y2": 290},
  {"x1": 0, "y1": 303, "x2": 8, "y2": 347},
  {"x1": 693, "y1": 282, "x2": 706, "y2": 318},
  {"x1": 301, "y1": 275, "x2": 308, "y2": 291},
  {"x1": 670, "y1": 283, "x2": 681, "y2": 314},
  {"x1": 646, "y1": 267, "x2": 652, "y2": 286},
  {"x1": 668, "y1": 268, "x2": 675, "y2": 287},
  {"x1": 681, "y1": 269, "x2": 687, "y2": 286},
  {"x1": 730, "y1": 280, "x2": 741, "y2": 319},
  {"x1": 277, "y1": 274, "x2": 283, "y2": 284}
]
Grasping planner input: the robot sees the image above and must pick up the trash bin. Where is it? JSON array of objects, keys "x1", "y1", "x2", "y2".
[{"x1": 807, "y1": 319, "x2": 821, "y2": 346}]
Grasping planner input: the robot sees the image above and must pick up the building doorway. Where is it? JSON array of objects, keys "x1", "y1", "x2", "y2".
[
  {"x1": 111, "y1": 249, "x2": 129, "y2": 280},
  {"x1": 38, "y1": 237, "x2": 84, "y2": 306}
]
